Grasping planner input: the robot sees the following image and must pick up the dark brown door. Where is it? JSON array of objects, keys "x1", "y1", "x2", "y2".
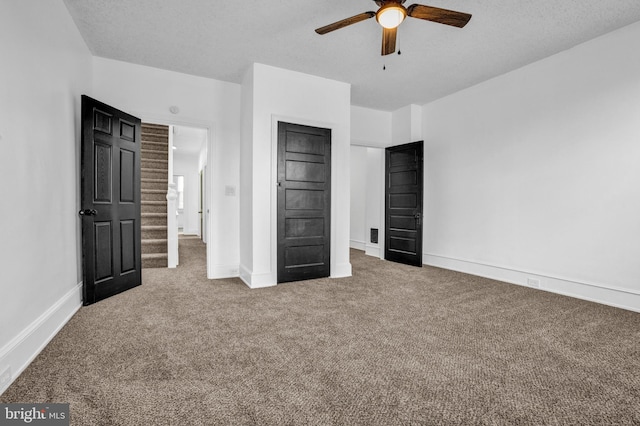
[
  {"x1": 277, "y1": 122, "x2": 331, "y2": 283},
  {"x1": 385, "y1": 141, "x2": 423, "y2": 267},
  {"x1": 80, "y1": 95, "x2": 142, "y2": 305}
]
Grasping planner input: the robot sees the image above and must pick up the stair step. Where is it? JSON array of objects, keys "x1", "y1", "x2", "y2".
[
  {"x1": 141, "y1": 149, "x2": 168, "y2": 161},
  {"x1": 142, "y1": 253, "x2": 168, "y2": 259},
  {"x1": 142, "y1": 227, "x2": 167, "y2": 240},
  {"x1": 142, "y1": 182, "x2": 167, "y2": 191},
  {"x1": 142, "y1": 178, "x2": 166, "y2": 183},
  {"x1": 142, "y1": 140, "x2": 168, "y2": 149},
  {"x1": 141, "y1": 148, "x2": 167, "y2": 154},
  {"x1": 142, "y1": 128, "x2": 169, "y2": 136},
  {"x1": 141, "y1": 238, "x2": 167, "y2": 254},
  {"x1": 142, "y1": 212, "x2": 167, "y2": 225},
  {"x1": 142, "y1": 252, "x2": 168, "y2": 269},
  {"x1": 142, "y1": 124, "x2": 169, "y2": 134},
  {"x1": 142, "y1": 123, "x2": 168, "y2": 129},
  {"x1": 142, "y1": 238, "x2": 167, "y2": 244},
  {"x1": 142, "y1": 191, "x2": 167, "y2": 202},
  {"x1": 142, "y1": 163, "x2": 168, "y2": 171},
  {"x1": 142, "y1": 129, "x2": 168, "y2": 136},
  {"x1": 142, "y1": 159, "x2": 168, "y2": 170},
  {"x1": 142, "y1": 132, "x2": 168, "y2": 139},
  {"x1": 141, "y1": 168, "x2": 167, "y2": 179},
  {"x1": 142, "y1": 205, "x2": 166, "y2": 213},
  {"x1": 142, "y1": 139, "x2": 168, "y2": 147},
  {"x1": 142, "y1": 200, "x2": 166, "y2": 213},
  {"x1": 142, "y1": 138, "x2": 168, "y2": 144}
]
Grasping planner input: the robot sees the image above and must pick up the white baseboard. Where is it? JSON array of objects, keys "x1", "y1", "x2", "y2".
[
  {"x1": 0, "y1": 283, "x2": 82, "y2": 396},
  {"x1": 349, "y1": 239, "x2": 365, "y2": 251},
  {"x1": 239, "y1": 264, "x2": 277, "y2": 289},
  {"x1": 239, "y1": 261, "x2": 351, "y2": 287},
  {"x1": 423, "y1": 253, "x2": 640, "y2": 313},
  {"x1": 365, "y1": 244, "x2": 381, "y2": 258},
  {"x1": 331, "y1": 262, "x2": 352, "y2": 279},
  {"x1": 208, "y1": 264, "x2": 240, "y2": 279}
]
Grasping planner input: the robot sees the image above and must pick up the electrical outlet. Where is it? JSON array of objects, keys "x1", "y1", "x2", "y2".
[
  {"x1": 527, "y1": 278, "x2": 540, "y2": 288},
  {"x1": 0, "y1": 366, "x2": 11, "y2": 391}
]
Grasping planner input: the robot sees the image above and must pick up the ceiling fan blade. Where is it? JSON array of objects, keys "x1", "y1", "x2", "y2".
[
  {"x1": 407, "y1": 4, "x2": 471, "y2": 28},
  {"x1": 381, "y1": 27, "x2": 397, "y2": 56},
  {"x1": 315, "y1": 11, "x2": 376, "y2": 35}
]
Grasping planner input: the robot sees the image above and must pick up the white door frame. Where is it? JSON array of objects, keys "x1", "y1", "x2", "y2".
[{"x1": 135, "y1": 111, "x2": 214, "y2": 277}]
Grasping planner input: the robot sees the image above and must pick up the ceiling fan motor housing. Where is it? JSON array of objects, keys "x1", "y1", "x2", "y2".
[{"x1": 374, "y1": 0, "x2": 407, "y2": 6}]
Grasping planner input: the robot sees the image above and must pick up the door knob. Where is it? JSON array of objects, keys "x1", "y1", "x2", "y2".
[{"x1": 79, "y1": 209, "x2": 98, "y2": 216}]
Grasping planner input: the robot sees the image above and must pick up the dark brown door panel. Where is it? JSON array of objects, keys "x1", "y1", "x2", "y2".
[
  {"x1": 81, "y1": 95, "x2": 141, "y2": 305},
  {"x1": 277, "y1": 122, "x2": 331, "y2": 283},
  {"x1": 385, "y1": 141, "x2": 424, "y2": 267}
]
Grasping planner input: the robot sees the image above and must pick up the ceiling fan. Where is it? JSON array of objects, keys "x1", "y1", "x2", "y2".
[{"x1": 315, "y1": 0, "x2": 472, "y2": 56}]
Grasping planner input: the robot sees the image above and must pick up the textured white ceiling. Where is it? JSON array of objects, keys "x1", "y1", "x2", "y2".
[{"x1": 63, "y1": 0, "x2": 640, "y2": 111}]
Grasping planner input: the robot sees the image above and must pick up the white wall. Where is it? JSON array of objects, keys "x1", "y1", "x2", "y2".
[
  {"x1": 392, "y1": 104, "x2": 422, "y2": 146},
  {"x1": 240, "y1": 63, "x2": 352, "y2": 287},
  {"x1": 422, "y1": 21, "x2": 640, "y2": 312},
  {"x1": 350, "y1": 146, "x2": 367, "y2": 250},
  {"x1": 350, "y1": 145, "x2": 386, "y2": 259},
  {"x1": 91, "y1": 57, "x2": 242, "y2": 279},
  {"x1": 239, "y1": 65, "x2": 254, "y2": 279},
  {"x1": 351, "y1": 106, "x2": 392, "y2": 148},
  {"x1": 364, "y1": 148, "x2": 385, "y2": 259},
  {"x1": 350, "y1": 106, "x2": 391, "y2": 260},
  {"x1": 173, "y1": 152, "x2": 201, "y2": 235},
  {"x1": 0, "y1": 0, "x2": 92, "y2": 394}
]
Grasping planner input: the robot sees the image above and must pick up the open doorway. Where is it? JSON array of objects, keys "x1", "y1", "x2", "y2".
[{"x1": 172, "y1": 125, "x2": 209, "y2": 267}]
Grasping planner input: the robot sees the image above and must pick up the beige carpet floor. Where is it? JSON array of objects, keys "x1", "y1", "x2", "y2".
[{"x1": 2, "y1": 237, "x2": 639, "y2": 425}]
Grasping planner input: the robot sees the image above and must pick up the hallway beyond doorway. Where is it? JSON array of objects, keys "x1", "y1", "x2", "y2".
[{"x1": 177, "y1": 234, "x2": 207, "y2": 276}]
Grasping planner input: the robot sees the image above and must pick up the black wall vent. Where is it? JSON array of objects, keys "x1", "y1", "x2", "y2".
[{"x1": 370, "y1": 228, "x2": 378, "y2": 244}]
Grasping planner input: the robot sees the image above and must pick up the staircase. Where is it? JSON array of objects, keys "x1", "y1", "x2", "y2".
[{"x1": 141, "y1": 123, "x2": 169, "y2": 268}]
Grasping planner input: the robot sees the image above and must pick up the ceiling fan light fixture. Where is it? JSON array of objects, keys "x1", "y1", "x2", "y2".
[{"x1": 376, "y1": 3, "x2": 406, "y2": 29}]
